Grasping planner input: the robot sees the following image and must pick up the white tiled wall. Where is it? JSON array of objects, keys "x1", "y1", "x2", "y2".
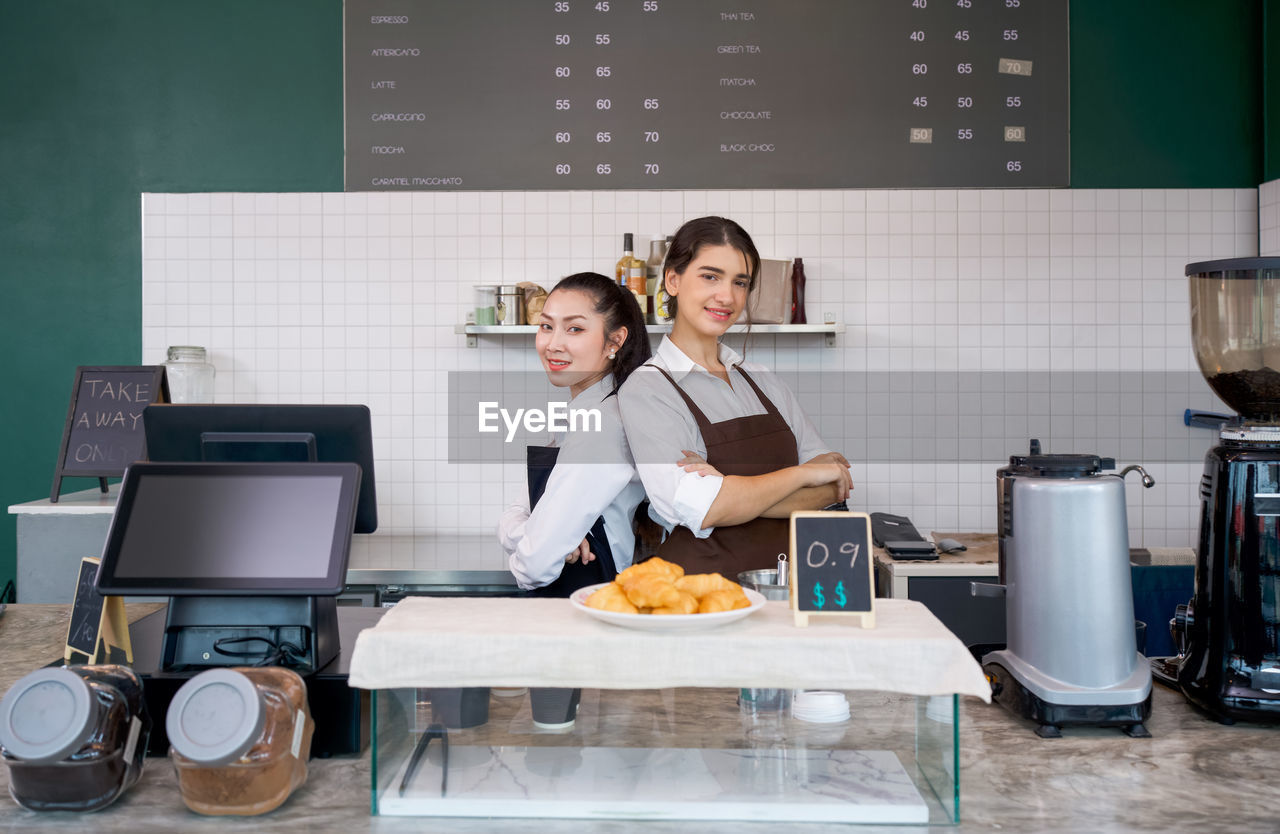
[
  {"x1": 1260, "y1": 179, "x2": 1280, "y2": 255},
  {"x1": 141, "y1": 188, "x2": 1257, "y2": 570}
]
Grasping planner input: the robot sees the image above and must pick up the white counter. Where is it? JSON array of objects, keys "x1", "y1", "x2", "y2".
[{"x1": 9, "y1": 487, "x2": 514, "y2": 601}]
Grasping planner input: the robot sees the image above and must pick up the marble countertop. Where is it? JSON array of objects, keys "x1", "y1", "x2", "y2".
[
  {"x1": 1, "y1": 604, "x2": 1278, "y2": 832},
  {"x1": 874, "y1": 532, "x2": 1197, "y2": 578}
]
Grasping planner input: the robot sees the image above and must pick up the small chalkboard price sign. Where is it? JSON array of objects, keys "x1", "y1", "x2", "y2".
[
  {"x1": 789, "y1": 511, "x2": 875, "y2": 628},
  {"x1": 64, "y1": 557, "x2": 132, "y2": 665},
  {"x1": 50, "y1": 365, "x2": 168, "y2": 501}
]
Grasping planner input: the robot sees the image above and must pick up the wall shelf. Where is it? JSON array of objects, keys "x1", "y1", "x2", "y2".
[{"x1": 456, "y1": 322, "x2": 844, "y2": 347}]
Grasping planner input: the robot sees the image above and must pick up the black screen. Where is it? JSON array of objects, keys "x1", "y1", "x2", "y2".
[
  {"x1": 97, "y1": 462, "x2": 360, "y2": 595},
  {"x1": 142, "y1": 404, "x2": 377, "y2": 533},
  {"x1": 116, "y1": 474, "x2": 340, "y2": 579}
]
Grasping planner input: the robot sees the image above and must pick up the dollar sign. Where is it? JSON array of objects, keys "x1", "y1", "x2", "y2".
[
  {"x1": 813, "y1": 582, "x2": 826, "y2": 609},
  {"x1": 835, "y1": 581, "x2": 847, "y2": 608}
]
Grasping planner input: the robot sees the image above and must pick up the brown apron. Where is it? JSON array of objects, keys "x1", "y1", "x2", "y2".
[{"x1": 651, "y1": 364, "x2": 799, "y2": 579}]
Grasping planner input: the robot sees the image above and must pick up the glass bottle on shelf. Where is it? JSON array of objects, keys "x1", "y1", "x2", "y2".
[
  {"x1": 163, "y1": 345, "x2": 215, "y2": 403},
  {"x1": 627, "y1": 252, "x2": 647, "y2": 321},
  {"x1": 615, "y1": 233, "x2": 636, "y2": 287},
  {"x1": 789, "y1": 258, "x2": 807, "y2": 324},
  {"x1": 646, "y1": 236, "x2": 669, "y2": 325}
]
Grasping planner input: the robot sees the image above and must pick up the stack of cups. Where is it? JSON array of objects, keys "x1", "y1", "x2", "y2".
[{"x1": 791, "y1": 690, "x2": 851, "y2": 723}]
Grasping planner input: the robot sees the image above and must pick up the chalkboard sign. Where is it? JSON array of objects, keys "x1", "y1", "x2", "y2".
[
  {"x1": 789, "y1": 510, "x2": 875, "y2": 628},
  {"x1": 344, "y1": 0, "x2": 1068, "y2": 189},
  {"x1": 64, "y1": 557, "x2": 131, "y2": 664},
  {"x1": 50, "y1": 366, "x2": 168, "y2": 501}
]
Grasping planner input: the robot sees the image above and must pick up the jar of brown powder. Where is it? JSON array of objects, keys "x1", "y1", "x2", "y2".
[
  {"x1": 0, "y1": 665, "x2": 151, "y2": 812},
  {"x1": 166, "y1": 667, "x2": 313, "y2": 815}
]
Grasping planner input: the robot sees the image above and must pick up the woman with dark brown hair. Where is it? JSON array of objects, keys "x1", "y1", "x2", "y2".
[{"x1": 618, "y1": 217, "x2": 852, "y2": 579}]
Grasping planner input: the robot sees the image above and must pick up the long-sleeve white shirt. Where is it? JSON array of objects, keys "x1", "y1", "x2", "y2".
[
  {"x1": 499, "y1": 375, "x2": 646, "y2": 590},
  {"x1": 617, "y1": 337, "x2": 833, "y2": 539}
]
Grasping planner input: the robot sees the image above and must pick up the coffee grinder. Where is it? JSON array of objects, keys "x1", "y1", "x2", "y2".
[
  {"x1": 978, "y1": 441, "x2": 1155, "y2": 738},
  {"x1": 1168, "y1": 258, "x2": 1280, "y2": 723}
]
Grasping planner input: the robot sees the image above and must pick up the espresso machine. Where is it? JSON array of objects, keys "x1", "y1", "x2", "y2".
[
  {"x1": 1168, "y1": 257, "x2": 1280, "y2": 724},
  {"x1": 978, "y1": 441, "x2": 1155, "y2": 738}
]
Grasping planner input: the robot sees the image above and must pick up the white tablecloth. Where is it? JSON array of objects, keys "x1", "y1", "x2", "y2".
[{"x1": 347, "y1": 597, "x2": 990, "y2": 701}]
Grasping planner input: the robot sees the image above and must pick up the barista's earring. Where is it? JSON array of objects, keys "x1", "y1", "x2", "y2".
[{"x1": 608, "y1": 352, "x2": 616, "y2": 360}]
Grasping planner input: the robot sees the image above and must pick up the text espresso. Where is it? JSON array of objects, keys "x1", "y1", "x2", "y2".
[{"x1": 478, "y1": 402, "x2": 601, "y2": 442}]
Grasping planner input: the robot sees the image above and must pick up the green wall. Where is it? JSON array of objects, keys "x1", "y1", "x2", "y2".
[
  {"x1": 1266, "y1": 0, "x2": 1280, "y2": 180},
  {"x1": 1071, "y1": 0, "x2": 1262, "y2": 188},
  {"x1": 0, "y1": 1, "x2": 343, "y2": 593},
  {"x1": 0, "y1": 1, "x2": 1266, "y2": 594}
]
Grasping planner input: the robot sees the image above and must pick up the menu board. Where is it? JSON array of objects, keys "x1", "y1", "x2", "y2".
[
  {"x1": 789, "y1": 511, "x2": 875, "y2": 627},
  {"x1": 344, "y1": 0, "x2": 1068, "y2": 190},
  {"x1": 65, "y1": 558, "x2": 107, "y2": 660},
  {"x1": 64, "y1": 556, "x2": 132, "y2": 664},
  {"x1": 50, "y1": 365, "x2": 168, "y2": 501}
]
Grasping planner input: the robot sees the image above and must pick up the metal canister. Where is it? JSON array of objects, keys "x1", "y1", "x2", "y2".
[{"x1": 495, "y1": 284, "x2": 525, "y2": 326}]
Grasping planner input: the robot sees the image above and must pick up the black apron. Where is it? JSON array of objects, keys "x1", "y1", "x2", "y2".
[{"x1": 525, "y1": 444, "x2": 617, "y2": 598}]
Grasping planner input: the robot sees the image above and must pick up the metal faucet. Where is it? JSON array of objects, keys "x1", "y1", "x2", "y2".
[{"x1": 1119, "y1": 464, "x2": 1155, "y2": 488}]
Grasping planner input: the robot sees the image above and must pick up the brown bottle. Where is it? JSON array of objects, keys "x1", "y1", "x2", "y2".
[
  {"x1": 615, "y1": 233, "x2": 636, "y2": 287},
  {"x1": 790, "y1": 258, "x2": 807, "y2": 324}
]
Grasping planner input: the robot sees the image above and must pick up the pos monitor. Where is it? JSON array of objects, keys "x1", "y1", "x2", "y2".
[
  {"x1": 97, "y1": 461, "x2": 362, "y2": 672},
  {"x1": 142, "y1": 404, "x2": 378, "y2": 533}
]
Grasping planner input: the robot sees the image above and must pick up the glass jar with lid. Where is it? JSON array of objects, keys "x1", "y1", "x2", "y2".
[
  {"x1": 167, "y1": 666, "x2": 314, "y2": 816},
  {"x1": 163, "y1": 345, "x2": 216, "y2": 403},
  {"x1": 473, "y1": 284, "x2": 498, "y2": 325},
  {"x1": 0, "y1": 665, "x2": 151, "y2": 812}
]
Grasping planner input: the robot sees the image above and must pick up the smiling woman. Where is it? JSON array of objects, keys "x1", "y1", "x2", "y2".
[
  {"x1": 618, "y1": 217, "x2": 855, "y2": 581},
  {"x1": 497, "y1": 273, "x2": 651, "y2": 597}
]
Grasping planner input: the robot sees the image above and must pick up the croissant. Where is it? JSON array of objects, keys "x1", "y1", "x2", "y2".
[
  {"x1": 584, "y1": 582, "x2": 639, "y2": 614},
  {"x1": 675, "y1": 573, "x2": 740, "y2": 599},
  {"x1": 646, "y1": 557, "x2": 686, "y2": 580},
  {"x1": 698, "y1": 589, "x2": 752, "y2": 614},
  {"x1": 617, "y1": 557, "x2": 685, "y2": 586},
  {"x1": 622, "y1": 575, "x2": 682, "y2": 609},
  {"x1": 652, "y1": 590, "x2": 699, "y2": 615},
  {"x1": 615, "y1": 563, "x2": 651, "y2": 586}
]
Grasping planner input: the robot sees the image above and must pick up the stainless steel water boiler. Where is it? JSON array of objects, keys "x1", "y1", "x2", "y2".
[{"x1": 978, "y1": 440, "x2": 1155, "y2": 737}]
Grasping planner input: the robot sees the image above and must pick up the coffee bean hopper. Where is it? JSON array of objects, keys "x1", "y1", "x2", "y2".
[
  {"x1": 1166, "y1": 258, "x2": 1280, "y2": 723},
  {"x1": 975, "y1": 440, "x2": 1155, "y2": 738}
]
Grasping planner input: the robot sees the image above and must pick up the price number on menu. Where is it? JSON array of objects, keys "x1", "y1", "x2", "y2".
[
  {"x1": 548, "y1": 0, "x2": 664, "y2": 182},
  {"x1": 902, "y1": 0, "x2": 1044, "y2": 182},
  {"x1": 789, "y1": 511, "x2": 875, "y2": 627}
]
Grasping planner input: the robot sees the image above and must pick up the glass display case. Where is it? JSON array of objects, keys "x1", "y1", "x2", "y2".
[{"x1": 370, "y1": 686, "x2": 959, "y2": 824}]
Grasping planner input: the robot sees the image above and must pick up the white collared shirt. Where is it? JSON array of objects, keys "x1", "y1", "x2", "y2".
[
  {"x1": 498, "y1": 375, "x2": 646, "y2": 590},
  {"x1": 616, "y1": 336, "x2": 832, "y2": 539}
]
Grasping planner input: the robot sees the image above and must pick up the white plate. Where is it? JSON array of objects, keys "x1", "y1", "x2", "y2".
[{"x1": 569, "y1": 583, "x2": 767, "y2": 631}]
